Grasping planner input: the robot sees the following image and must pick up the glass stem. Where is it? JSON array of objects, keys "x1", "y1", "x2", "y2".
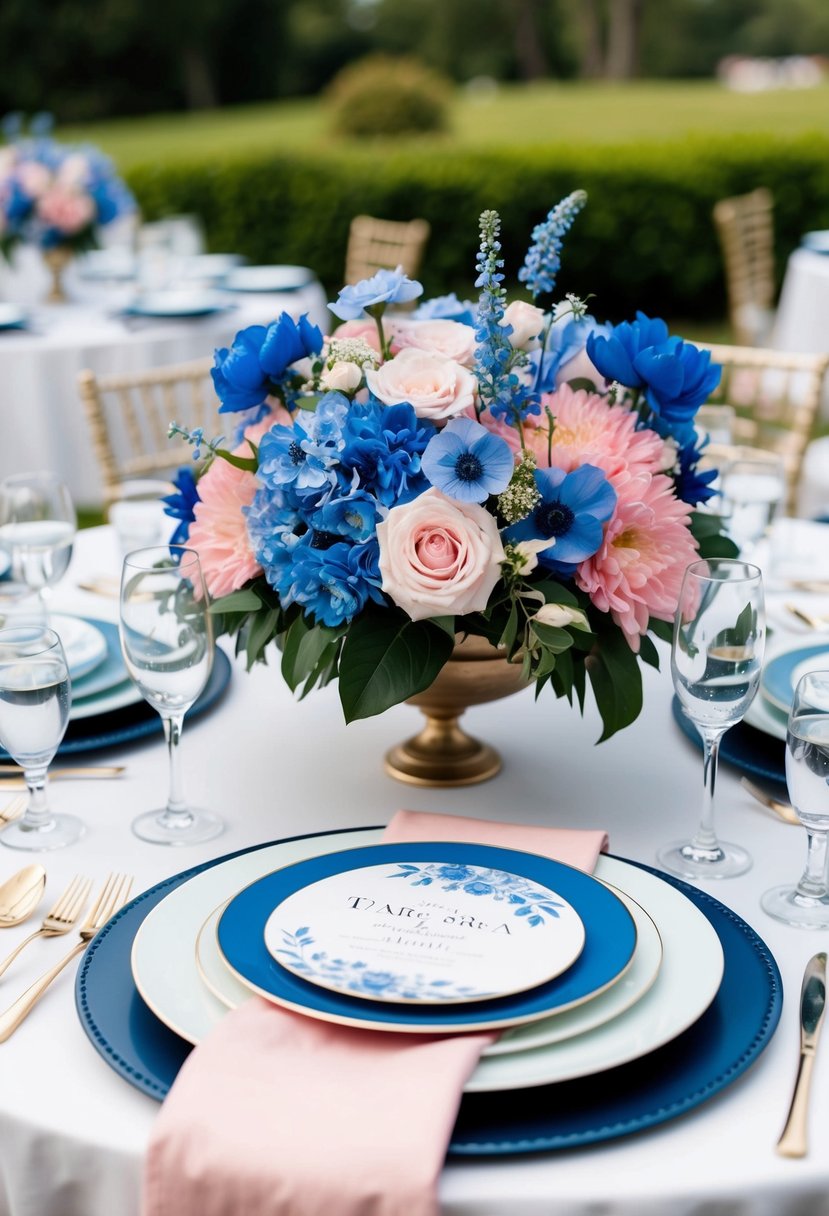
[
  {"x1": 162, "y1": 713, "x2": 191, "y2": 824},
  {"x1": 22, "y1": 766, "x2": 54, "y2": 832},
  {"x1": 690, "y1": 726, "x2": 726, "y2": 855},
  {"x1": 797, "y1": 829, "x2": 829, "y2": 900}
]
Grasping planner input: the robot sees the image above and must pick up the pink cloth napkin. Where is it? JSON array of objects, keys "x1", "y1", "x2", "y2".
[{"x1": 142, "y1": 812, "x2": 608, "y2": 1216}]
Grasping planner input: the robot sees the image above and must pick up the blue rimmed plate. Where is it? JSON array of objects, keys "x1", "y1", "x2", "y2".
[
  {"x1": 75, "y1": 829, "x2": 782, "y2": 1154},
  {"x1": 218, "y1": 843, "x2": 635, "y2": 1031},
  {"x1": 761, "y1": 643, "x2": 829, "y2": 714}
]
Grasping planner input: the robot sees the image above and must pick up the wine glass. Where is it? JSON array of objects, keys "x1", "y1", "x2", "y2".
[
  {"x1": 119, "y1": 546, "x2": 222, "y2": 845},
  {"x1": 0, "y1": 472, "x2": 76, "y2": 616},
  {"x1": 762, "y1": 671, "x2": 829, "y2": 927},
  {"x1": 659, "y1": 558, "x2": 765, "y2": 879},
  {"x1": 0, "y1": 625, "x2": 84, "y2": 850}
]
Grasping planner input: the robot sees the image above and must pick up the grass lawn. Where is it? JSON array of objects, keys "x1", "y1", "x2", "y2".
[{"x1": 60, "y1": 79, "x2": 829, "y2": 170}]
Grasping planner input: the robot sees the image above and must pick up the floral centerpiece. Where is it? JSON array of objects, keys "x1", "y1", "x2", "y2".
[
  {"x1": 165, "y1": 192, "x2": 734, "y2": 745},
  {"x1": 0, "y1": 116, "x2": 135, "y2": 265}
]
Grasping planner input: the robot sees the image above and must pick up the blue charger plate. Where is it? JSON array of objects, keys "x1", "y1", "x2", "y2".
[
  {"x1": 217, "y1": 842, "x2": 636, "y2": 1031},
  {"x1": 0, "y1": 647, "x2": 231, "y2": 760},
  {"x1": 672, "y1": 695, "x2": 787, "y2": 790},
  {"x1": 761, "y1": 643, "x2": 829, "y2": 714},
  {"x1": 75, "y1": 829, "x2": 783, "y2": 1155}
]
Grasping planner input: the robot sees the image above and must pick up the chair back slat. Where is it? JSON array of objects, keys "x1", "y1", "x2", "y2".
[
  {"x1": 344, "y1": 215, "x2": 430, "y2": 293},
  {"x1": 712, "y1": 188, "x2": 775, "y2": 346}
]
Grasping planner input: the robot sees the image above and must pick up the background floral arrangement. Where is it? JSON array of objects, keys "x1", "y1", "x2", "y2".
[
  {"x1": 166, "y1": 191, "x2": 735, "y2": 740},
  {"x1": 0, "y1": 114, "x2": 135, "y2": 255}
]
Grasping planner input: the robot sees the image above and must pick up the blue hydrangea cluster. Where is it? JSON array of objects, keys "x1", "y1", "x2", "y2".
[
  {"x1": 245, "y1": 393, "x2": 436, "y2": 627},
  {"x1": 473, "y1": 210, "x2": 539, "y2": 424},
  {"x1": 518, "y1": 190, "x2": 587, "y2": 300}
]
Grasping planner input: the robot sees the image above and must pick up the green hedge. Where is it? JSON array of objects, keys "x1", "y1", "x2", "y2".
[{"x1": 125, "y1": 134, "x2": 829, "y2": 321}]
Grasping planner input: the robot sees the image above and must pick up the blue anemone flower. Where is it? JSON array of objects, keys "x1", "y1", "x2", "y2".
[
  {"x1": 330, "y1": 267, "x2": 423, "y2": 321},
  {"x1": 421, "y1": 417, "x2": 514, "y2": 503},
  {"x1": 505, "y1": 464, "x2": 616, "y2": 574}
]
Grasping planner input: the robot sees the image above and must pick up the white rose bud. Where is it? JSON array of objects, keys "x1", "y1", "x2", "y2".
[
  {"x1": 533, "y1": 603, "x2": 589, "y2": 630},
  {"x1": 321, "y1": 360, "x2": 363, "y2": 393},
  {"x1": 502, "y1": 300, "x2": 547, "y2": 350}
]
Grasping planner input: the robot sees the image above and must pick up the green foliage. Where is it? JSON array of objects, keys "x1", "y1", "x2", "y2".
[
  {"x1": 326, "y1": 54, "x2": 452, "y2": 138},
  {"x1": 124, "y1": 133, "x2": 829, "y2": 319},
  {"x1": 338, "y1": 607, "x2": 455, "y2": 721}
]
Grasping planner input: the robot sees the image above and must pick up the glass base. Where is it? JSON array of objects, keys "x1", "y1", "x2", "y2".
[
  {"x1": 656, "y1": 838, "x2": 752, "y2": 880},
  {"x1": 0, "y1": 812, "x2": 85, "y2": 851},
  {"x1": 761, "y1": 884, "x2": 829, "y2": 929},
  {"x1": 132, "y1": 806, "x2": 224, "y2": 847}
]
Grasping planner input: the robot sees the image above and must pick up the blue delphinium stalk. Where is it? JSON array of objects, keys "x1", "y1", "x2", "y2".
[
  {"x1": 473, "y1": 210, "x2": 538, "y2": 430},
  {"x1": 518, "y1": 190, "x2": 587, "y2": 301}
]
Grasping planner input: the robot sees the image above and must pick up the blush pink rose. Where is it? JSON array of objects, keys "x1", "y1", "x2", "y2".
[
  {"x1": 376, "y1": 487, "x2": 505, "y2": 620},
  {"x1": 393, "y1": 319, "x2": 477, "y2": 367},
  {"x1": 502, "y1": 300, "x2": 546, "y2": 349},
  {"x1": 16, "y1": 162, "x2": 51, "y2": 198},
  {"x1": 366, "y1": 348, "x2": 476, "y2": 421},
  {"x1": 36, "y1": 187, "x2": 95, "y2": 234}
]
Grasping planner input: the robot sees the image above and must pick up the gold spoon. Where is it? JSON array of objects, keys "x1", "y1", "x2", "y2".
[
  {"x1": 0, "y1": 865, "x2": 46, "y2": 927},
  {"x1": 740, "y1": 777, "x2": 801, "y2": 826}
]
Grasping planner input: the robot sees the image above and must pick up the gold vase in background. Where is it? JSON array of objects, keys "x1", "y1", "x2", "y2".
[
  {"x1": 43, "y1": 246, "x2": 73, "y2": 304},
  {"x1": 384, "y1": 635, "x2": 529, "y2": 788}
]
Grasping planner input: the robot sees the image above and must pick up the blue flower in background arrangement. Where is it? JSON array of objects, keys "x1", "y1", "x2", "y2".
[
  {"x1": 162, "y1": 466, "x2": 200, "y2": 545},
  {"x1": 413, "y1": 293, "x2": 477, "y2": 327},
  {"x1": 505, "y1": 464, "x2": 617, "y2": 574},
  {"x1": 212, "y1": 314, "x2": 323, "y2": 414},
  {"x1": 329, "y1": 266, "x2": 423, "y2": 321},
  {"x1": 421, "y1": 417, "x2": 514, "y2": 503}
]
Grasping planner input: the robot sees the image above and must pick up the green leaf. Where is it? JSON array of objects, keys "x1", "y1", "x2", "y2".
[
  {"x1": 648, "y1": 617, "x2": 673, "y2": 644},
  {"x1": 214, "y1": 449, "x2": 257, "y2": 473},
  {"x1": 209, "y1": 589, "x2": 262, "y2": 614},
  {"x1": 246, "y1": 608, "x2": 279, "y2": 668},
  {"x1": 530, "y1": 578, "x2": 579, "y2": 606},
  {"x1": 530, "y1": 622, "x2": 574, "y2": 653},
  {"x1": 430, "y1": 616, "x2": 456, "y2": 638},
  {"x1": 281, "y1": 615, "x2": 343, "y2": 690},
  {"x1": 585, "y1": 628, "x2": 643, "y2": 742},
  {"x1": 338, "y1": 609, "x2": 455, "y2": 722},
  {"x1": 638, "y1": 634, "x2": 661, "y2": 670}
]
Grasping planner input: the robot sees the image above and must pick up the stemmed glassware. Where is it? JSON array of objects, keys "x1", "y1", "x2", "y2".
[
  {"x1": 0, "y1": 472, "x2": 76, "y2": 617},
  {"x1": 119, "y1": 546, "x2": 222, "y2": 845},
  {"x1": 762, "y1": 671, "x2": 829, "y2": 928},
  {"x1": 659, "y1": 558, "x2": 765, "y2": 879},
  {"x1": 719, "y1": 451, "x2": 786, "y2": 557},
  {"x1": 0, "y1": 625, "x2": 84, "y2": 850}
]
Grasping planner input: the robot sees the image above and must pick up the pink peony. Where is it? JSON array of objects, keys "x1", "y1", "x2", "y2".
[
  {"x1": 36, "y1": 187, "x2": 95, "y2": 235},
  {"x1": 576, "y1": 471, "x2": 698, "y2": 651},
  {"x1": 377, "y1": 487, "x2": 505, "y2": 620},
  {"x1": 187, "y1": 451, "x2": 262, "y2": 599}
]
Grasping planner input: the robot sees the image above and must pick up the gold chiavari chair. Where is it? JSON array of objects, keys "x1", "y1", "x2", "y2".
[
  {"x1": 78, "y1": 357, "x2": 216, "y2": 506},
  {"x1": 344, "y1": 215, "x2": 430, "y2": 290},
  {"x1": 712, "y1": 187, "x2": 776, "y2": 347}
]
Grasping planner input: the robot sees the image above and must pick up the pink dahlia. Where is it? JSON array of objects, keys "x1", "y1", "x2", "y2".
[
  {"x1": 576, "y1": 471, "x2": 698, "y2": 651},
  {"x1": 536, "y1": 384, "x2": 665, "y2": 478},
  {"x1": 188, "y1": 451, "x2": 262, "y2": 599}
]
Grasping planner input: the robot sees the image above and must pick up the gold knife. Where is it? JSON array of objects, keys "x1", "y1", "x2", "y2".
[
  {"x1": 0, "y1": 766, "x2": 125, "y2": 786},
  {"x1": 776, "y1": 952, "x2": 827, "y2": 1157}
]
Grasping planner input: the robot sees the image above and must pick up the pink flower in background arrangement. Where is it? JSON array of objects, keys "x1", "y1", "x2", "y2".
[{"x1": 36, "y1": 187, "x2": 95, "y2": 235}]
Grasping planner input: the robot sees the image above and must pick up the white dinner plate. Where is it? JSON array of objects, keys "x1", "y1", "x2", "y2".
[
  {"x1": 70, "y1": 679, "x2": 142, "y2": 720},
  {"x1": 126, "y1": 290, "x2": 229, "y2": 318},
  {"x1": 0, "y1": 304, "x2": 27, "y2": 330},
  {"x1": 196, "y1": 875, "x2": 662, "y2": 1055},
  {"x1": 131, "y1": 830, "x2": 723, "y2": 1091},
  {"x1": 223, "y1": 265, "x2": 314, "y2": 293},
  {"x1": 181, "y1": 254, "x2": 245, "y2": 282},
  {"x1": 52, "y1": 615, "x2": 108, "y2": 681},
  {"x1": 744, "y1": 689, "x2": 788, "y2": 741}
]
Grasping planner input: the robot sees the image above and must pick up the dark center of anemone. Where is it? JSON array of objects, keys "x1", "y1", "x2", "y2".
[
  {"x1": 454, "y1": 453, "x2": 484, "y2": 483},
  {"x1": 310, "y1": 530, "x2": 339, "y2": 550},
  {"x1": 534, "y1": 500, "x2": 575, "y2": 538},
  {"x1": 288, "y1": 441, "x2": 305, "y2": 466}
]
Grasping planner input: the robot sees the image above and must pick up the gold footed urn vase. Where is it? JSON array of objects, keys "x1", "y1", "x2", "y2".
[
  {"x1": 384, "y1": 635, "x2": 529, "y2": 788},
  {"x1": 43, "y1": 246, "x2": 73, "y2": 303}
]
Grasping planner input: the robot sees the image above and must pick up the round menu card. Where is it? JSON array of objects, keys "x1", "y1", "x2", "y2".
[{"x1": 264, "y1": 859, "x2": 586, "y2": 1004}]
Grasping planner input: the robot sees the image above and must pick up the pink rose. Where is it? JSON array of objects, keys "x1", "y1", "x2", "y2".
[
  {"x1": 502, "y1": 300, "x2": 546, "y2": 350},
  {"x1": 365, "y1": 347, "x2": 476, "y2": 421},
  {"x1": 377, "y1": 487, "x2": 505, "y2": 620},
  {"x1": 36, "y1": 187, "x2": 95, "y2": 235},
  {"x1": 393, "y1": 319, "x2": 477, "y2": 367}
]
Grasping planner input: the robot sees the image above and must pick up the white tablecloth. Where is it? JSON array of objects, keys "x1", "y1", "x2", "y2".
[
  {"x1": 0, "y1": 527, "x2": 828, "y2": 1216},
  {"x1": 773, "y1": 246, "x2": 829, "y2": 358},
  {"x1": 0, "y1": 283, "x2": 331, "y2": 511}
]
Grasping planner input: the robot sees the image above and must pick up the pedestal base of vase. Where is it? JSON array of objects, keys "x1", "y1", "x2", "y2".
[
  {"x1": 43, "y1": 246, "x2": 73, "y2": 304},
  {"x1": 383, "y1": 635, "x2": 528, "y2": 788}
]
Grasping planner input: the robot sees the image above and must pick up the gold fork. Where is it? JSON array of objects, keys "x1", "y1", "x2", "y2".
[
  {"x1": 0, "y1": 875, "x2": 92, "y2": 980},
  {"x1": 0, "y1": 795, "x2": 26, "y2": 828},
  {"x1": 0, "y1": 873, "x2": 133, "y2": 1042}
]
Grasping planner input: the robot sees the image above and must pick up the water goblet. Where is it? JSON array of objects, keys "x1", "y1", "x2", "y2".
[
  {"x1": 119, "y1": 546, "x2": 222, "y2": 845},
  {"x1": 0, "y1": 472, "x2": 76, "y2": 617},
  {"x1": 719, "y1": 449, "x2": 786, "y2": 557},
  {"x1": 0, "y1": 625, "x2": 84, "y2": 850},
  {"x1": 658, "y1": 558, "x2": 765, "y2": 879},
  {"x1": 762, "y1": 671, "x2": 829, "y2": 927}
]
